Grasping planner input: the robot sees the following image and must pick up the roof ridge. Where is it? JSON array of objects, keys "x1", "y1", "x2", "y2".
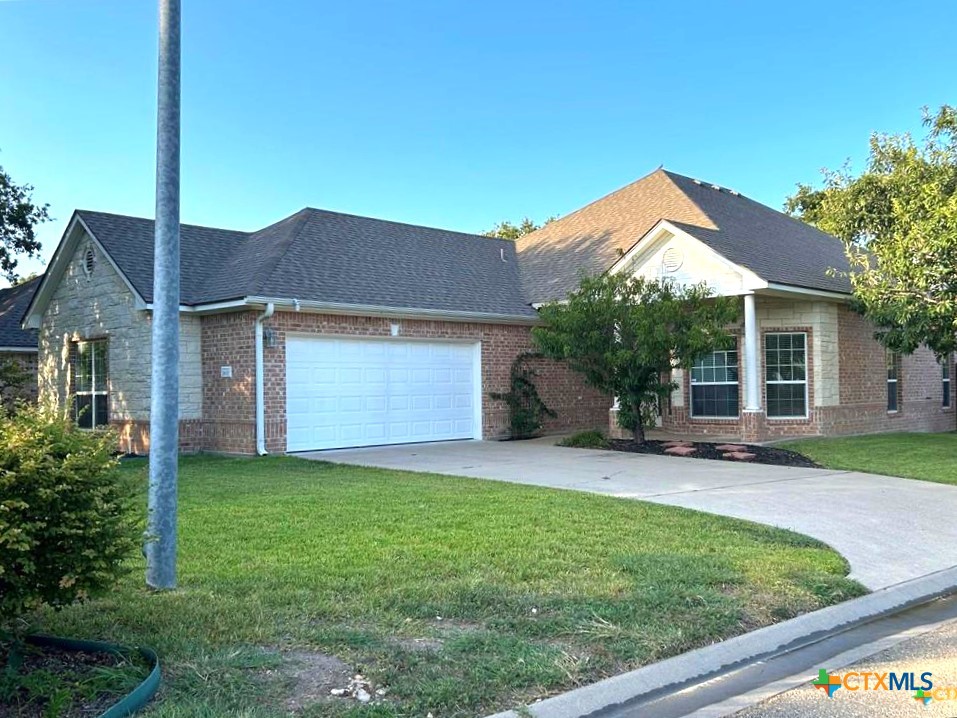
[
  {"x1": 76, "y1": 208, "x2": 251, "y2": 235},
  {"x1": 300, "y1": 206, "x2": 513, "y2": 245},
  {"x1": 250, "y1": 209, "x2": 315, "y2": 296},
  {"x1": 516, "y1": 166, "x2": 668, "y2": 247}
]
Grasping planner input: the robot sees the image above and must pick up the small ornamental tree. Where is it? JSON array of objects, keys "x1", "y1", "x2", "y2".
[
  {"x1": 787, "y1": 106, "x2": 957, "y2": 357},
  {"x1": 533, "y1": 273, "x2": 739, "y2": 444},
  {"x1": 0, "y1": 406, "x2": 139, "y2": 634},
  {"x1": 490, "y1": 352, "x2": 556, "y2": 439},
  {"x1": 0, "y1": 358, "x2": 28, "y2": 411}
]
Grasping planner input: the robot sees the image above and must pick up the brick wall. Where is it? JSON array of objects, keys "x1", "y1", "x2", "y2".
[
  {"x1": 250, "y1": 312, "x2": 609, "y2": 454},
  {"x1": 201, "y1": 311, "x2": 257, "y2": 454},
  {"x1": 819, "y1": 306, "x2": 955, "y2": 435},
  {"x1": 0, "y1": 351, "x2": 38, "y2": 405},
  {"x1": 652, "y1": 297, "x2": 955, "y2": 441}
]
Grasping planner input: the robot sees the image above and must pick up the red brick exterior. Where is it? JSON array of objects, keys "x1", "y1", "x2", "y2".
[
  {"x1": 818, "y1": 306, "x2": 955, "y2": 435},
  {"x1": 171, "y1": 310, "x2": 609, "y2": 455},
  {"x1": 122, "y1": 302, "x2": 954, "y2": 454},
  {"x1": 645, "y1": 304, "x2": 955, "y2": 442}
]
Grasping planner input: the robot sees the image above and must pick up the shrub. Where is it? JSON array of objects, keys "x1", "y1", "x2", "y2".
[
  {"x1": 0, "y1": 406, "x2": 140, "y2": 632},
  {"x1": 489, "y1": 352, "x2": 556, "y2": 439},
  {"x1": 557, "y1": 430, "x2": 609, "y2": 449}
]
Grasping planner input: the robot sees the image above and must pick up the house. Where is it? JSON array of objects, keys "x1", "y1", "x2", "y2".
[
  {"x1": 21, "y1": 168, "x2": 954, "y2": 454},
  {"x1": 0, "y1": 277, "x2": 40, "y2": 405}
]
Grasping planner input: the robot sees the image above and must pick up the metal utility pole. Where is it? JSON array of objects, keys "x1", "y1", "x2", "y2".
[{"x1": 146, "y1": 0, "x2": 181, "y2": 590}]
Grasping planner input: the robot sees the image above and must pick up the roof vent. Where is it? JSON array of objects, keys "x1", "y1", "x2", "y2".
[
  {"x1": 661, "y1": 247, "x2": 683, "y2": 273},
  {"x1": 693, "y1": 179, "x2": 702, "y2": 185},
  {"x1": 83, "y1": 245, "x2": 96, "y2": 277},
  {"x1": 711, "y1": 184, "x2": 721, "y2": 191}
]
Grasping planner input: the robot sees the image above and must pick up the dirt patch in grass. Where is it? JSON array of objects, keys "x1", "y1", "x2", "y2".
[
  {"x1": 607, "y1": 439, "x2": 821, "y2": 468},
  {"x1": 277, "y1": 650, "x2": 355, "y2": 712},
  {"x1": 0, "y1": 643, "x2": 148, "y2": 718}
]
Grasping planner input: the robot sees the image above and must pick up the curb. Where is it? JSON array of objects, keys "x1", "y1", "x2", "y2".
[{"x1": 485, "y1": 565, "x2": 957, "y2": 718}]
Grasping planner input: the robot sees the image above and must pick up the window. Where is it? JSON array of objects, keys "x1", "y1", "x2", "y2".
[
  {"x1": 887, "y1": 351, "x2": 900, "y2": 413},
  {"x1": 765, "y1": 333, "x2": 807, "y2": 418},
  {"x1": 74, "y1": 340, "x2": 108, "y2": 428},
  {"x1": 943, "y1": 356, "x2": 951, "y2": 408},
  {"x1": 690, "y1": 347, "x2": 739, "y2": 418}
]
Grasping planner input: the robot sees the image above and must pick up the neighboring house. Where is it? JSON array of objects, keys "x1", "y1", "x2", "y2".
[
  {"x1": 21, "y1": 168, "x2": 954, "y2": 454},
  {"x1": 0, "y1": 277, "x2": 40, "y2": 405}
]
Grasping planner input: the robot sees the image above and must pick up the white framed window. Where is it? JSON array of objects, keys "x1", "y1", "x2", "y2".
[
  {"x1": 765, "y1": 332, "x2": 808, "y2": 418},
  {"x1": 887, "y1": 351, "x2": 900, "y2": 413},
  {"x1": 942, "y1": 356, "x2": 951, "y2": 408},
  {"x1": 74, "y1": 340, "x2": 109, "y2": 428},
  {"x1": 690, "y1": 347, "x2": 739, "y2": 418}
]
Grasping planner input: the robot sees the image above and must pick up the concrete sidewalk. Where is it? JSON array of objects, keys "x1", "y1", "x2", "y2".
[{"x1": 309, "y1": 439, "x2": 957, "y2": 590}]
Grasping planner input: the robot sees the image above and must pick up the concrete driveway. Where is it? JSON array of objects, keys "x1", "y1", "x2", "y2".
[{"x1": 306, "y1": 439, "x2": 957, "y2": 590}]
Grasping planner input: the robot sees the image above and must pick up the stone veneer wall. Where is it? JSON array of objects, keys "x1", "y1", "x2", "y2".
[{"x1": 37, "y1": 235, "x2": 203, "y2": 452}]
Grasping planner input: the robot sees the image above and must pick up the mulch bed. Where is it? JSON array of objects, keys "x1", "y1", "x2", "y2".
[
  {"x1": 1, "y1": 642, "x2": 147, "y2": 718},
  {"x1": 608, "y1": 439, "x2": 822, "y2": 468}
]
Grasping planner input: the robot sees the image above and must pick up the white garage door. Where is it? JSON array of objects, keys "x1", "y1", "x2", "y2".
[{"x1": 285, "y1": 336, "x2": 480, "y2": 451}]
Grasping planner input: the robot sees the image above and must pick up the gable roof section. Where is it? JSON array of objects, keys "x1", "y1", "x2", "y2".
[
  {"x1": 76, "y1": 211, "x2": 250, "y2": 305},
  {"x1": 73, "y1": 208, "x2": 535, "y2": 319},
  {"x1": 0, "y1": 277, "x2": 40, "y2": 350},
  {"x1": 662, "y1": 172, "x2": 851, "y2": 294},
  {"x1": 516, "y1": 168, "x2": 851, "y2": 303}
]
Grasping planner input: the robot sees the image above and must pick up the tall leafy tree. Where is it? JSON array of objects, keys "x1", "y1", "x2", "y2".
[
  {"x1": 533, "y1": 273, "x2": 739, "y2": 444},
  {"x1": 0, "y1": 162, "x2": 49, "y2": 283},
  {"x1": 483, "y1": 216, "x2": 555, "y2": 240},
  {"x1": 787, "y1": 106, "x2": 957, "y2": 357}
]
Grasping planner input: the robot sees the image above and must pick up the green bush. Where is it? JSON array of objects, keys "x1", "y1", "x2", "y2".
[
  {"x1": 557, "y1": 430, "x2": 609, "y2": 449},
  {"x1": 0, "y1": 406, "x2": 140, "y2": 631}
]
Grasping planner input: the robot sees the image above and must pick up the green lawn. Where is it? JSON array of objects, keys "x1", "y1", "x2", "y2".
[
  {"x1": 31, "y1": 455, "x2": 864, "y2": 717},
  {"x1": 784, "y1": 432, "x2": 957, "y2": 486}
]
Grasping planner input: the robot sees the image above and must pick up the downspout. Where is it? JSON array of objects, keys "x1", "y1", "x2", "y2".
[{"x1": 255, "y1": 302, "x2": 275, "y2": 456}]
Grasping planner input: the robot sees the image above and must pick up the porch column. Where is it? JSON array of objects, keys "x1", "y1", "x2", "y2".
[{"x1": 743, "y1": 293, "x2": 761, "y2": 411}]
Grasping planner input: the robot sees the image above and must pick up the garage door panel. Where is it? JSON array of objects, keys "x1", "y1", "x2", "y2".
[{"x1": 285, "y1": 336, "x2": 478, "y2": 451}]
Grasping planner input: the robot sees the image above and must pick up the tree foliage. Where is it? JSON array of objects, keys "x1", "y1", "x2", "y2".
[
  {"x1": 0, "y1": 406, "x2": 139, "y2": 632},
  {"x1": 0, "y1": 359, "x2": 28, "y2": 411},
  {"x1": 533, "y1": 273, "x2": 739, "y2": 443},
  {"x1": 787, "y1": 105, "x2": 957, "y2": 357},
  {"x1": 483, "y1": 216, "x2": 555, "y2": 240},
  {"x1": 489, "y1": 352, "x2": 556, "y2": 439},
  {"x1": 0, "y1": 162, "x2": 49, "y2": 283}
]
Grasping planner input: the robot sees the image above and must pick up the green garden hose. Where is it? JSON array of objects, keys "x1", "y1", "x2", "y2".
[{"x1": 26, "y1": 634, "x2": 160, "y2": 718}]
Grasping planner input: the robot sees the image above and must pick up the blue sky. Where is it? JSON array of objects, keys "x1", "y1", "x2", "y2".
[{"x1": 1, "y1": 0, "x2": 955, "y2": 286}]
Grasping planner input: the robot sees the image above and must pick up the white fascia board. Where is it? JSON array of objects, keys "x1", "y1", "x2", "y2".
[
  {"x1": 22, "y1": 214, "x2": 148, "y2": 329},
  {"x1": 762, "y1": 283, "x2": 852, "y2": 301},
  {"x1": 609, "y1": 219, "x2": 769, "y2": 294},
  {"x1": 0, "y1": 347, "x2": 38, "y2": 353},
  {"x1": 242, "y1": 296, "x2": 541, "y2": 325},
  {"x1": 146, "y1": 299, "x2": 249, "y2": 314}
]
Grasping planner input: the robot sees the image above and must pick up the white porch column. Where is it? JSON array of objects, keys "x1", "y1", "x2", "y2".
[{"x1": 743, "y1": 293, "x2": 761, "y2": 411}]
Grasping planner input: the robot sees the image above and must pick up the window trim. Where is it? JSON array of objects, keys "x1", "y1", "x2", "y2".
[
  {"x1": 887, "y1": 350, "x2": 900, "y2": 414},
  {"x1": 689, "y1": 346, "x2": 740, "y2": 419},
  {"x1": 73, "y1": 339, "x2": 109, "y2": 428},
  {"x1": 943, "y1": 355, "x2": 951, "y2": 409},
  {"x1": 765, "y1": 331, "x2": 809, "y2": 420}
]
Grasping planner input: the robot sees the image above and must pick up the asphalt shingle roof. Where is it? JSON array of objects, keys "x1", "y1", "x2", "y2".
[
  {"x1": 76, "y1": 208, "x2": 536, "y2": 318},
  {"x1": 516, "y1": 169, "x2": 851, "y2": 303},
  {"x1": 69, "y1": 170, "x2": 850, "y2": 320},
  {"x1": 0, "y1": 277, "x2": 40, "y2": 349}
]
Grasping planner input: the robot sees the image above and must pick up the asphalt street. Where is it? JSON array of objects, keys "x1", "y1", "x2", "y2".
[{"x1": 734, "y1": 619, "x2": 957, "y2": 718}]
